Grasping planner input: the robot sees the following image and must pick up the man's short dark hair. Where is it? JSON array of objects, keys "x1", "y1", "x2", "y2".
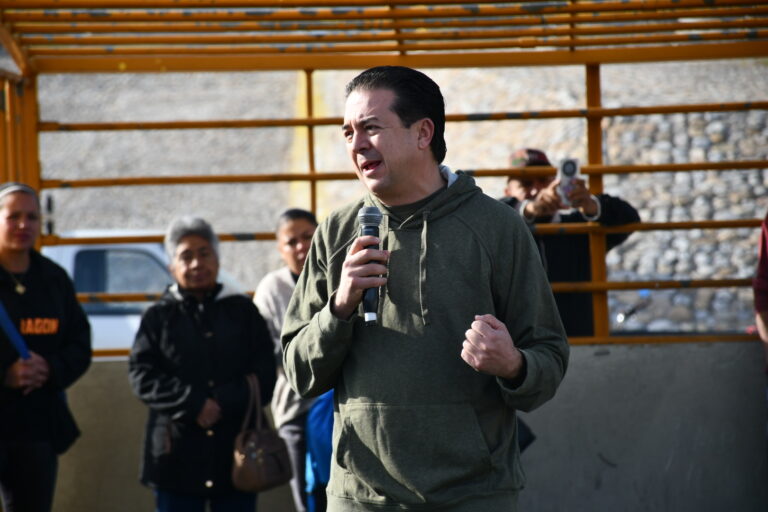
[{"x1": 345, "y1": 66, "x2": 447, "y2": 164}]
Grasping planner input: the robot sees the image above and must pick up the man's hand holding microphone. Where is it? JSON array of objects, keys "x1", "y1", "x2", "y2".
[{"x1": 331, "y1": 206, "x2": 388, "y2": 323}]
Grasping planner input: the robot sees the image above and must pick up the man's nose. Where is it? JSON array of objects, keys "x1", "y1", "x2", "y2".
[{"x1": 351, "y1": 131, "x2": 370, "y2": 152}]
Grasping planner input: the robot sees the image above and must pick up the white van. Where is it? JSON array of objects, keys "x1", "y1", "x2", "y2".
[{"x1": 42, "y1": 231, "x2": 245, "y2": 356}]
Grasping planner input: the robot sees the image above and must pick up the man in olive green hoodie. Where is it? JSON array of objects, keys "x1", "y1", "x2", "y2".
[{"x1": 281, "y1": 66, "x2": 569, "y2": 511}]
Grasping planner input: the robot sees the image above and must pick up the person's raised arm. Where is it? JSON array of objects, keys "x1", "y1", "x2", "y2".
[{"x1": 282, "y1": 222, "x2": 387, "y2": 398}]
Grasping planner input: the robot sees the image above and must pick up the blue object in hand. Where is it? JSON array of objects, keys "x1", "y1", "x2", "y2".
[{"x1": 0, "y1": 300, "x2": 30, "y2": 359}]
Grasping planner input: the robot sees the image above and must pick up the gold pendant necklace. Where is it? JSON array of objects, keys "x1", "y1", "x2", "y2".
[{"x1": 9, "y1": 273, "x2": 25, "y2": 295}]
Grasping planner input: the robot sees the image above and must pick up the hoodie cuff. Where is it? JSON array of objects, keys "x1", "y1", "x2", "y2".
[
  {"x1": 496, "y1": 349, "x2": 532, "y2": 394},
  {"x1": 318, "y1": 293, "x2": 357, "y2": 337},
  {"x1": 497, "y1": 349, "x2": 528, "y2": 391}
]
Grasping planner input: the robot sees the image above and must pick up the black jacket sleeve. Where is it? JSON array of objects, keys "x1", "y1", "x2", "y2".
[
  {"x1": 128, "y1": 306, "x2": 208, "y2": 422},
  {"x1": 595, "y1": 194, "x2": 641, "y2": 251}
]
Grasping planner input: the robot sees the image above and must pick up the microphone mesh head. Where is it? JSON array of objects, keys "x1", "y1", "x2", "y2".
[{"x1": 357, "y1": 206, "x2": 382, "y2": 226}]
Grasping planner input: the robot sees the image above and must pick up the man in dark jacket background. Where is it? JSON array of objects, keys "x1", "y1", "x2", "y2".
[{"x1": 500, "y1": 148, "x2": 640, "y2": 337}]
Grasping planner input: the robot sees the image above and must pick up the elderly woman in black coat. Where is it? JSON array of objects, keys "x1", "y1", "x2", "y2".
[{"x1": 129, "y1": 216, "x2": 276, "y2": 512}]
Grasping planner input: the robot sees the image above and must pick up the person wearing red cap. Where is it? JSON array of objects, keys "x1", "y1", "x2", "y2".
[{"x1": 501, "y1": 148, "x2": 640, "y2": 337}]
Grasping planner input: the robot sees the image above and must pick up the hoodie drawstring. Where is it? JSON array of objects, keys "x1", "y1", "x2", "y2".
[{"x1": 419, "y1": 211, "x2": 430, "y2": 326}]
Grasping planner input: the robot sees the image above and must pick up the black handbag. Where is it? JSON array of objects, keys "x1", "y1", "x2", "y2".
[{"x1": 231, "y1": 374, "x2": 292, "y2": 492}]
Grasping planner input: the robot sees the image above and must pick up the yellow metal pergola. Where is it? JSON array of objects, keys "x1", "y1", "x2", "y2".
[{"x1": 1, "y1": 1, "x2": 767, "y2": 353}]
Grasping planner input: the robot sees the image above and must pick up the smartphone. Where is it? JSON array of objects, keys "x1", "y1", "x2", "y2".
[{"x1": 557, "y1": 158, "x2": 580, "y2": 207}]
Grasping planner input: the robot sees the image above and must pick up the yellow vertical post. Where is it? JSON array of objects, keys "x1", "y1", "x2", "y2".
[
  {"x1": 12, "y1": 82, "x2": 24, "y2": 184},
  {"x1": 19, "y1": 76, "x2": 41, "y2": 192},
  {"x1": 4, "y1": 79, "x2": 20, "y2": 182},
  {"x1": 0, "y1": 78, "x2": 8, "y2": 182},
  {"x1": 585, "y1": 63, "x2": 609, "y2": 338},
  {"x1": 304, "y1": 69, "x2": 317, "y2": 214}
]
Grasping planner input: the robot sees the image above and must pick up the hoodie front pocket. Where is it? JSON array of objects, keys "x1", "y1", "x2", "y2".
[{"x1": 336, "y1": 403, "x2": 492, "y2": 505}]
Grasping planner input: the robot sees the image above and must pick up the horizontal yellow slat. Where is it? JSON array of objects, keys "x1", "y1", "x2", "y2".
[
  {"x1": 37, "y1": 102, "x2": 768, "y2": 133},
  {"x1": 38, "y1": 219, "x2": 761, "y2": 251},
  {"x1": 12, "y1": 7, "x2": 767, "y2": 34},
  {"x1": 29, "y1": 40, "x2": 768, "y2": 72},
  {"x1": 4, "y1": 0, "x2": 760, "y2": 23},
  {"x1": 4, "y1": 0, "x2": 522, "y2": 7},
  {"x1": 24, "y1": 29, "x2": 768, "y2": 57},
  {"x1": 19, "y1": 19, "x2": 768, "y2": 47},
  {"x1": 38, "y1": 160, "x2": 768, "y2": 189},
  {"x1": 569, "y1": 333, "x2": 760, "y2": 345}
]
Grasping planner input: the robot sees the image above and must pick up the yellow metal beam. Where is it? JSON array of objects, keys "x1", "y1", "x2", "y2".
[
  {"x1": 19, "y1": 19, "x2": 768, "y2": 47},
  {"x1": 569, "y1": 333, "x2": 760, "y2": 345},
  {"x1": 12, "y1": 6, "x2": 768, "y2": 34},
  {"x1": 41, "y1": 232, "x2": 275, "y2": 246},
  {"x1": 3, "y1": 0, "x2": 521, "y2": 6},
  {"x1": 551, "y1": 278, "x2": 754, "y2": 293},
  {"x1": 36, "y1": 102, "x2": 768, "y2": 134},
  {"x1": 3, "y1": 80, "x2": 19, "y2": 181},
  {"x1": 0, "y1": 80, "x2": 7, "y2": 182},
  {"x1": 27, "y1": 40, "x2": 768, "y2": 72},
  {"x1": 0, "y1": 20, "x2": 33, "y2": 76},
  {"x1": 40, "y1": 172, "x2": 359, "y2": 188},
  {"x1": 533, "y1": 219, "x2": 764, "y2": 235},
  {"x1": 3, "y1": 1, "x2": 761, "y2": 23},
  {"x1": 18, "y1": 76, "x2": 40, "y2": 190},
  {"x1": 23, "y1": 29, "x2": 768, "y2": 57},
  {"x1": 585, "y1": 63, "x2": 609, "y2": 338},
  {"x1": 38, "y1": 117, "x2": 341, "y2": 131},
  {"x1": 39, "y1": 162, "x2": 768, "y2": 189}
]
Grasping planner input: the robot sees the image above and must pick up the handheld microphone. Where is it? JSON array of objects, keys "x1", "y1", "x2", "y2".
[{"x1": 357, "y1": 206, "x2": 383, "y2": 325}]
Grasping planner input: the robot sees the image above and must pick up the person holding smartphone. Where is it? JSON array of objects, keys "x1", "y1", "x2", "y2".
[{"x1": 501, "y1": 148, "x2": 640, "y2": 337}]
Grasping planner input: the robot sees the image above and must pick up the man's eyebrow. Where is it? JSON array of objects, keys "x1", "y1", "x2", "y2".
[{"x1": 342, "y1": 115, "x2": 381, "y2": 129}]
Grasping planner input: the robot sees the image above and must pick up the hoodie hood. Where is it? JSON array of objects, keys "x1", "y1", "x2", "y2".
[
  {"x1": 364, "y1": 165, "x2": 476, "y2": 229},
  {"x1": 362, "y1": 166, "x2": 481, "y2": 326}
]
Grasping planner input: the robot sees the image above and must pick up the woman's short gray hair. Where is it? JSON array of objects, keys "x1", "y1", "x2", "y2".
[{"x1": 164, "y1": 216, "x2": 219, "y2": 260}]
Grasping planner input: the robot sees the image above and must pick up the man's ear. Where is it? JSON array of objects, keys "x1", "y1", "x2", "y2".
[{"x1": 415, "y1": 118, "x2": 434, "y2": 150}]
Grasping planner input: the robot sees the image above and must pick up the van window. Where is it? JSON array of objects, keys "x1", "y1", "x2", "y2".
[{"x1": 74, "y1": 249, "x2": 172, "y2": 314}]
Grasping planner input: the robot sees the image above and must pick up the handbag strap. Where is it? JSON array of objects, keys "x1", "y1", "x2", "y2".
[{"x1": 239, "y1": 373, "x2": 267, "y2": 432}]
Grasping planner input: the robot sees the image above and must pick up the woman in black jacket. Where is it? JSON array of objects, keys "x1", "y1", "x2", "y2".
[
  {"x1": 0, "y1": 182, "x2": 92, "y2": 512},
  {"x1": 129, "y1": 216, "x2": 276, "y2": 512}
]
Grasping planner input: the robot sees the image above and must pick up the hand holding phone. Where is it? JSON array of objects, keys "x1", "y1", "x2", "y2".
[{"x1": 557, "y1": 158, "x2": 580, "y2": 207}]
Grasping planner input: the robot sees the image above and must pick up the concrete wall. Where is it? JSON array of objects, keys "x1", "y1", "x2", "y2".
[
  {"x1": 53, "y1": 342, "x2": 767, "y2": 511},
  {"x1": 518, "y1": 342, "x2": 768, "y2": 512}
]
